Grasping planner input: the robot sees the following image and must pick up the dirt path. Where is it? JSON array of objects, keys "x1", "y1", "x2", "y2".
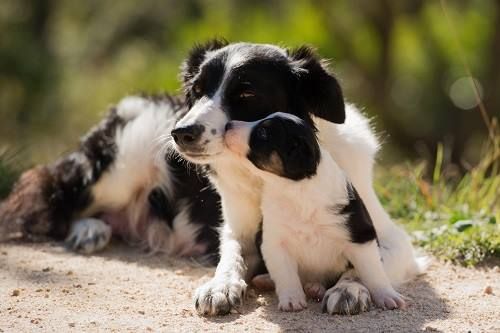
[{"x1": 0, "y1": 241, "x2": 498, "y2": 333}]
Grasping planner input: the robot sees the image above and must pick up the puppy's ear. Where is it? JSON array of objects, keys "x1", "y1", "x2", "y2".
[
  {"x1": 288, "y1": 46, "x2": 345, "y2": 124},
  {"x1": 180, "y1": 38, "x2": 229, "y2": 83}
]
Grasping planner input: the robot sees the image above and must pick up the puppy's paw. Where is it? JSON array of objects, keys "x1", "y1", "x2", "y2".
[
  {"x1": 371, "y1": 288, "x2": 406, "y2": 310},
  {"x1": 278, "y1": 290, "x2": 307, "y2": 312},
  {"x1": 304, "y1": 282, "x2": 326, "y2": 302},
  {"x1": 251, "y1": 273, "x2": 275, "y2": 291},
  {"x1": 65, "y1": 218, "x2": 112, "y2": 254},
  {"x1": 194, "y1": 277, "x2": 247, "y2": 316},
  {"x1": 322, "y1": 280, "x2": 371, "y2": 315}
]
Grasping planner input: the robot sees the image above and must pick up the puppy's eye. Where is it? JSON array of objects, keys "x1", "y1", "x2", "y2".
[
  {"x1": 256, "y1": 127, "x2": 268, "y2": 141},
  {"x1": 239, "y1": 90, "x2": 255, "y2": 99},
  {"x1": 193, "y1": 83, "x2": 202, "y2": 96}
]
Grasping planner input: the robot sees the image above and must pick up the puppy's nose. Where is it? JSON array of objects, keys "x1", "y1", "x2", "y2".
[
  {"x1": 225, "y1": 122, "x2": 233, "y2": 132},
  {"x1": 171, "y1": 124, "x2": 205, "y2": 147}
]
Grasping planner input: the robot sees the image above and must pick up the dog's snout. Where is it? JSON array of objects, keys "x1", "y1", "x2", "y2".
[{"x1": 171, "y1": 124, "x2": 205, "y2": 147}]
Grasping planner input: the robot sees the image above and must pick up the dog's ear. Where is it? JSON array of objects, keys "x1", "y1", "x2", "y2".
[
  {"x1": 180, "y1": 38, "x2": 229, "y2": 83},
  {"x1": 288, "y1": 46, "x2": 345, "y2": 124}
]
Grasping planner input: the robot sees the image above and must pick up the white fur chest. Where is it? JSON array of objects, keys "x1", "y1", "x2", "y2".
[{"x1": 260, "y1": 172, "x2": 351, "y2": 283}]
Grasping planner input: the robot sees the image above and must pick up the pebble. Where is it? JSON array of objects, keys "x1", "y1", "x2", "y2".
[
  {"x1": 483, "y1": 286, "x2": 493, "y2": 295},
  {"x1": 11, "y1": 289, "x2": 20, "y2": 297}
]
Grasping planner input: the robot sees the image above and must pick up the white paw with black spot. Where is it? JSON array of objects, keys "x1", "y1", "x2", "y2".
[
  {"x1": 65, "y1": 218, "x2": 112, "y2": 254},
  {"x1": 371, "y1": 287, "x2": 406, "y2": 310},
  {"x1": 194, "y1": 277, "x2": 247, "y2": 316},
  {"x1": 322, "y1": 279, "x2": 371, "y2": 315},
  {"x1": 278, "y1": 289, "x2": 307, "y2": 312}
]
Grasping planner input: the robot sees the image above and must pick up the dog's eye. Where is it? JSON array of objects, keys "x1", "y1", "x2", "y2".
[
  {"x1": 239, "y1": 90, "x2": 255, "y2": 99},
  {"x1": 256, "y1": 127, "x2": 268, "y2": 141}
]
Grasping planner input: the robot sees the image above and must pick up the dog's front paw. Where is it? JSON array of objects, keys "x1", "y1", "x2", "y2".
[
  {"x1": 65, "y1": 218, "x2": 112, "y2": 254},
  {"x1": 322, "y1": 280, "x2": 371, "y2": 315},
  {"x1": 371, "y1": 288, "x2": 406, "y2": 310},
  {"x1": 194, "y1": 277, "x2": 247, "y2": 316},
  {"x1": 278, "y1": 290, "x2": 307, "y2": 312}
]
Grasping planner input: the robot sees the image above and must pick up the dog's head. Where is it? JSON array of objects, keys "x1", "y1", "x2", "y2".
[
  {"x1": 171, "y1": 40, "x2": 344, "y2": 164},
  {"x1": 224, "y1": 113, "x2": 321, "y2": 181}
]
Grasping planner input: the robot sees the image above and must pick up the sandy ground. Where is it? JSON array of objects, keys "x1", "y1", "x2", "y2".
[{"x1": 0, "y1": 241, "x2": 498, "y2": 333}]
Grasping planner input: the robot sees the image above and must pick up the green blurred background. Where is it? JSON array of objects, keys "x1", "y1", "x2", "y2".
[{"x1": 0, "y1": 0, "x2": 498, "y2": 167}]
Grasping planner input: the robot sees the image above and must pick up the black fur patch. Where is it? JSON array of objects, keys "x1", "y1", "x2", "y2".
[
  {"x1": 165, "y1": 155, "x2": 222, "y2": 262},
  {"x1": 79, "y1": 107, "x2": 124, "y2": 181},
  {"x1": 337, "y1": 184, "x2": 377, "y2": 244},
  {"x1": 246, "y1": 115, "x2": 321, "y2": 180}
]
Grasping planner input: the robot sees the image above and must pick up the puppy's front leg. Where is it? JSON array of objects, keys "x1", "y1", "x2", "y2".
[
  {"x1": 261, "y1": 236, "x2": 307, "y2": 312},
  {"x1": 345, "y1": 240, "x2": 406, "y2": 310}
]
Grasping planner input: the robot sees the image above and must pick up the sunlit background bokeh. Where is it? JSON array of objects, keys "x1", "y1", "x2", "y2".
[{"x1": 0, "y1": 0, "x2": 498, "y2": 168}]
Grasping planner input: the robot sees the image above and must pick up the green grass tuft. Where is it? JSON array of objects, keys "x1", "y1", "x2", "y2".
[{"x1": 376, "y1": 136, "x2": 500, "y2": 266}]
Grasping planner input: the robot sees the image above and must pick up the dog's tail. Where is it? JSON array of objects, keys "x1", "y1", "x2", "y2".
[{"x1": 0, "y1": 166, "x2": 54, "y2": 241}]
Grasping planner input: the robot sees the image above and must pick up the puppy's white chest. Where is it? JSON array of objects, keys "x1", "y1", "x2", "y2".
[{"x1": 262, "y1": 200, "x2": 349, "y2": 281}]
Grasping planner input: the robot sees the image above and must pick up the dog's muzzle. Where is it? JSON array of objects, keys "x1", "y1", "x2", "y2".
[{"x1": 171, "y1": 124, "x2": 205, "y2": 151}]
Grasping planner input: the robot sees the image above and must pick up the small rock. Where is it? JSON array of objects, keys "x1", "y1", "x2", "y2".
[
  {"x1": 35, "y1": 289, "x2": 43, "y2": 292},
  {"x1": 68, "y1": 323, "x2": 75, "y2": 327},
  {"x1": 73, "y1": 284, "x2": 82, "y2": 288},
  {"x1": 138, "y1": 310, "x2": 145, "y2": 315},
  {"x1": 42, "y1": 267, "x2": 51, "y2": 272},
  {"x1": 66, "y1": 270, "x2": 73, "y2": 275},
  {"x1": 484, "y1": 285, "x2": 493, "y2": 295},
  {"x1": 174, "y1": 269, "x2": 184, "y2": 275},
  {"x1": 11, "y1": 289, "x2": 20, "y2": 297},
  {"x1": 1, "y1": 251, "x2": 7, "y2": 255}
]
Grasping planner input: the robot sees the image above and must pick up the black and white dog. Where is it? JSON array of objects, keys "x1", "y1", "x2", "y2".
[
  {"x1": 170, "y1": 40, "x2": 422, "y2": 316},
  {"x1": 0, "y1": 94, "x2": 221, "y2": 262},
  {"x1": 224, "y1": 112, "x2": 406, "y2": 314}
]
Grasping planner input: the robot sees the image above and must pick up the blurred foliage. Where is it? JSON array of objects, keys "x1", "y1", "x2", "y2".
[
  {"x1": 0, "y1": 149, "x2": 22, "y2": 199},
  {"x1": 0, "y1": 0, "x2": 499, "y2": 165},
  {"x1": 376, "y1": 133, "x2": 499, "y2": 266}
]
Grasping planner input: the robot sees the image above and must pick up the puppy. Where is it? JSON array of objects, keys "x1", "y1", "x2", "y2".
[{"x1": 224, "y1": 112, "x2": 406, "y2": 313}]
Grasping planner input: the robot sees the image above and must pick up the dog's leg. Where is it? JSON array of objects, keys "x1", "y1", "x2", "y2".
[
  {"x1": 193, "y1": 224, "x2": 248, "y2": 315},
  {"x1": 261, "y1": 236, "x2": 307, "y2": 312},
  {"x1": 344, "y1": 240, "x2": 406, "y2": 310},
  {"x1": 65, "y1": 218, "x2": 112, "y2": 254},
  {"x1": 322, "y1": 270, "x2": 371, "y2": 315},
  {"x1": 194, "y1": 192, "x2": 261, "y2": 316}
]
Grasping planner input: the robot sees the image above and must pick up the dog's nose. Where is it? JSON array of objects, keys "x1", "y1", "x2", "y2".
[
  {"x1": 171, "y1": 124, "x2": 205, "y2": 147},
  {"x1": 225, "y1": 122, "x2": 233, "y2": 132}
]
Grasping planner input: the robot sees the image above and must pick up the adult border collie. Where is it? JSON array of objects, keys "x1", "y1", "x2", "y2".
[
  {"x1": 0, "y1": 94, "x2": 221, "y2": 262},
  {"x1": 170, "y1": 40, "x2": 422, "y2": 316}
]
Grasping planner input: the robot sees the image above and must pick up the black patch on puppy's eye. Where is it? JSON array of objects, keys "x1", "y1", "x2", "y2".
[
  {"x1": 336, "y1": 184, "x2": 377, "y2": 244},
  {"x1": 256, "y1": 126, "x2": 268, "y2": 141}
]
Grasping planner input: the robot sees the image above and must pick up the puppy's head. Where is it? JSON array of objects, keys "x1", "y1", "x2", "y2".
[
  {"x1": 171, "y1": 40, "x2": 344, "y2": 164},
  {"x1": 224, "y1": 113, "x2": 321, "y2": 181}
]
